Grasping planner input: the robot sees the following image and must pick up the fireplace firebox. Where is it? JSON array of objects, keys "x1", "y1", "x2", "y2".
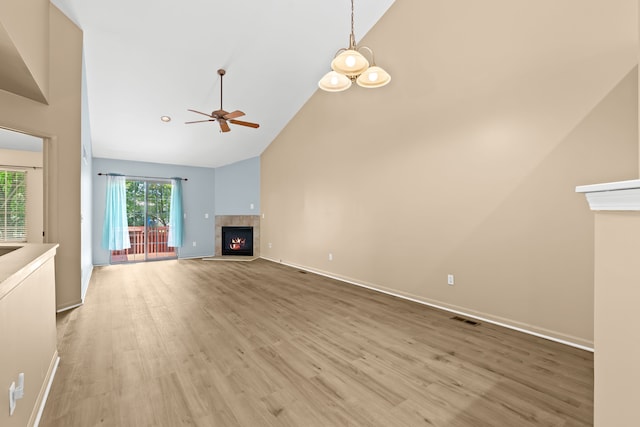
[{"x1": 221, "y1": 226, "x2": 254, "y2": 256}]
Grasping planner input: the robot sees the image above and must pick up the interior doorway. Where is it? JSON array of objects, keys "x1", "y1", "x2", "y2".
[
  {"x1": 0, "y1": 127, "x2": 44, "y2": 244},
  {"x1": 110, "y1": 179, "x2": 177, "y2": 263}
]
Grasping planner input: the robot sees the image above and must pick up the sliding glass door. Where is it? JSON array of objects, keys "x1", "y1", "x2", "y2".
[{"x1": 110, "y1": 179, "x2": 176, "y2": 263}]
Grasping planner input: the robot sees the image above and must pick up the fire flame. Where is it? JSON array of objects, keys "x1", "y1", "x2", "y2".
[{"x1": 229, "y1": 237, "x2": 246, "y2": 250}]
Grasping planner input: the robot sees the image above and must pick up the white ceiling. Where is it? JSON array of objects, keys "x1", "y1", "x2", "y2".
[{"x1": 45, "y1": 0, "x2": 395, "y2": 168}]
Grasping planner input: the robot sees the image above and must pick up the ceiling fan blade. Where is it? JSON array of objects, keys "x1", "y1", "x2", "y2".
[
  {"x1": 223, "y1": 110, "x2": 245, "y2": 120},
  {"x1": 187, "y1": 109, "x2": 214, "y2": 118},
  {"x1": 229, "y1": 119, "x2": 260, "y2": 129},
  {"x1": 219, "y1": 119, "x2": 231, "y2": 133},
  {"x1": 185, "y1": 119, "x2": 216, "y2": 124}
]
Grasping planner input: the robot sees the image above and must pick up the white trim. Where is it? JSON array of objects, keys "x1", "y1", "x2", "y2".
[
  {"x1": 179, "y1": 254, "x2": 215, "y2": 260},
  {"x1": 576, "y1": 179, "x2": 640, "y2": 211},
  {"x1": 582, "y1": 188, "x2": 640, "y2": 211},
  {"x1": 34, "y1": 356, "x2": 60, "y2": 427},
  {"x1": 261, "y1": 256, "x2": 594, "y2": 352},
  {"x1": 56, "y1": 301, "x2": 83, "y2": 313},
  {"x1": 576, "y1": 178, "x2": 640, "y2": 193}
]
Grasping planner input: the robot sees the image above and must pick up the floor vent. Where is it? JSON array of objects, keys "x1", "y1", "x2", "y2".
[
  {"x1": 298, "y1": 270, "x2": 308, "y2": 274},
  {"x1": 451, "y1": 316, "x2": 480, "y2": 326}
]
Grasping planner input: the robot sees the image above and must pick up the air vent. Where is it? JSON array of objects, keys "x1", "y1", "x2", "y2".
[{"x1": 451, "y1": 315, "x2": 480, "y2": 326}]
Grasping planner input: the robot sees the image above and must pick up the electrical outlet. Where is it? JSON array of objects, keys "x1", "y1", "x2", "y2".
[
  {"x1": 328, "y1": 253, "x2": 333, "y2": 261},
  {"x1": 448, "y1": 274, "x2": 454, "y2": 286},
  {"x1": 204, "y1": 213, "x2": 209, "y2": 219},
  {"x1": 268, "y1": 242, "x2": 272, "y2": 249},
  {"x1": 250, "y1": 203, "x2": 254, "y2": 210},
  {"x1": 192, "y1": 241, "x2": 197, "y2": 247}
]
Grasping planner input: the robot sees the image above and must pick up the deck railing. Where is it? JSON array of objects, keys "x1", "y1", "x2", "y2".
[{"x1": 111, "y1": 226, "x2": 176, "y2": 261}]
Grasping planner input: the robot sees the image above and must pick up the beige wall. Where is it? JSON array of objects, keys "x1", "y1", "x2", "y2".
[
  {"x1": 593, "y1": 212, "x2": 640, "y2": 426},
  {"x1": 0, "y1": 5, "x2": 83, "y2": 309},
  {"x1": 0, "y1": 0, "x2": 49, "y2": 102},
  {"x1": 261, "y1": 0, "x2": 638, "y2": 347},
  {"x1": 0, "y1": 148, "x2": 44, "y2": 243}
]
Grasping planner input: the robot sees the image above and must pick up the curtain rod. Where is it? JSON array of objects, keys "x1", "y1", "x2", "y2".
[
  {"x1": 97, "y1": 173, "x2": 187, "y2": 181},
  {"x1": 0, "y1": 164, "x2": 42, "y2": 170}
]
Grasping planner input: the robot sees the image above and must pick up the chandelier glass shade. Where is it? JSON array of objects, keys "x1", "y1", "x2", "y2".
[
  {"x1": 318, "y1": 71, "x2": 352, "y2": 92},
  {"x1": 331, "y1": 49, "x2": 369, "y2": 76},
  {"x1": 318, "y1": 0, "x2": 391, "y2": 92},
  {"x1": 356, "y1": 65, "x2": 391, "y2": 88}
]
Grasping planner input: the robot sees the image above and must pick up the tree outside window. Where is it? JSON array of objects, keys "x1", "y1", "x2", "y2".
[
  {"x1": 124, "y1": 180, "x2": 172, "y2": 227},
  {"x1": 0, "y1": 170, "x2": 27, "y2": 242}
]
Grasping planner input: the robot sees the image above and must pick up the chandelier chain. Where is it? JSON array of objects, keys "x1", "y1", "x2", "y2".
[
  {"x1": 350, "y1": 0, "x2": 356, "y2": 49},
  {"x1": 351, "y1": 0, "x2": 355, "y2": 35}
]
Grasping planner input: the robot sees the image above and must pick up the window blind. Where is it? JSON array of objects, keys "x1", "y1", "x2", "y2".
[{"x1": 0, "y1": 169, "x2": 27, "y2": 242}]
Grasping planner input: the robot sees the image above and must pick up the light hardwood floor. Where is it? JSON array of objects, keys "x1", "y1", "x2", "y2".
[{"x1": 40, "y1": 259, "x2": 593, "y2": 426}]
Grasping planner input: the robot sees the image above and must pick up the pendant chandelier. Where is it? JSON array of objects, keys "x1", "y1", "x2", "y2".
[{"x1": 318, "y1": 0, "x2": 391, "y2": 92}]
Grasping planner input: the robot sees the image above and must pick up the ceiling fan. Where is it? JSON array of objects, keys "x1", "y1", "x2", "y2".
[{"x1": 186, "y1": 69, "x2": 260, "y2": 133}]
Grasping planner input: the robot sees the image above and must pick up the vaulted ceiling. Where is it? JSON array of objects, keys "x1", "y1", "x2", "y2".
[{"x1": 45, "y1": 0, "x2": 395, "y2": 168}]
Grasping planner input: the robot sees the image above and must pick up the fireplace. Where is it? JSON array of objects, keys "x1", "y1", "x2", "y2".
[
  {"x1": 215, "y1": 215, "x2": 260, "y2": 257},
  {"x1": 221, "y1": 226, "x2": 254, "y2": 256}
]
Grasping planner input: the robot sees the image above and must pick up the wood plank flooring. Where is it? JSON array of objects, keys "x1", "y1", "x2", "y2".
[{"x1": 40, "y1": 259, "x2": 593, "y2": 426}]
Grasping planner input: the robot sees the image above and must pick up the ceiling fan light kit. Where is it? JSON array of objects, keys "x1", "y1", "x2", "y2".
[
  {"x1": 186, "y1": 69, "x2": 260, "y2": 133},
  {"x1": 318, "y1": 0, "x2": 391, "y2": 92}
]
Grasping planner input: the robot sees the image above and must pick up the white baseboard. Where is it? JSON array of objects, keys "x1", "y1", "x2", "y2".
[
  {"x1": 56, "y1": 301, "x2": 83, "y2": 313},
  {"x1": 33, "y1": 354, "x2": 60, "y2": 427},
  {"x1": 179, "y1": 254, "x2": 215, "y2": 260},
  {"x1": 260, "y1": 256, "x2": 594, "y2": 352}
]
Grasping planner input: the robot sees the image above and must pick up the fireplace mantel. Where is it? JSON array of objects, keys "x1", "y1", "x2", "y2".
[{"x1": 576, "y1": 178, "x2": 640, "y2": 211}]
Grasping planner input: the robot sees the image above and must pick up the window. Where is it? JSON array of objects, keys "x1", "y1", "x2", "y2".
[{"x1": 0, "y1": 170, "x2": 27, "y2": 242}]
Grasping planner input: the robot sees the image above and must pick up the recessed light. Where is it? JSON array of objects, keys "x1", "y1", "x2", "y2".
[{"x1": 160, "y1": 116, "x2": 171, "y2": 122}]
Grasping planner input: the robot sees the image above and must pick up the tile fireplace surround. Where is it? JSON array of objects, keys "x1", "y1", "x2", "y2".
[{"x1": 215, "y1": 215, "x2": 260, "y2": 257}]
